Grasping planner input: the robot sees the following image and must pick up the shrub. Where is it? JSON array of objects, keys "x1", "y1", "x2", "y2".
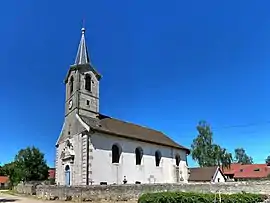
[{"x1": 138, "y1": 192, "x2": 268, "y2": 203}]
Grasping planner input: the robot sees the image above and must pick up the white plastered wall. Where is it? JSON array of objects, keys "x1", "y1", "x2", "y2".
[{"x1": 89, "y1": 132, "x2": 189, "y2": 185}]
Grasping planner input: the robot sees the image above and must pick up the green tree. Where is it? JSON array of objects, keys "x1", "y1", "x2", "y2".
[
  {"x1": 15, "y1": 146, "x2": 49, "y2": 182},
  {"x1": 265, "y1": 155, "x2": 270, "y2": 165},
  {"x1": 191, "y1": 121, "x2": 232, "y2": 168},
  {"x1": 234, "y1": 148, "x2": 253, "y2": 164},
  {"x1": 191, "y1": 121, "x2": 214, "y2": 167},
  {"x1": 219, "y1": 148, "x2": 233, "y2": 170},
  {"x1": 0, "y1": 147, "x2": 49, "y2": 186},
  {"x1": 0, "y1": 165, "x2": 3, "y2": 176},
  {"x1": 2, "y1": 162, "x2": 23, "y2": 186}
]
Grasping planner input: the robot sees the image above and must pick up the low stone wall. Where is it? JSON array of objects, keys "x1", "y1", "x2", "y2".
[
  {"x1": 14, "y1": 183, "x2": 37, "y2": 195},
  {"x1": 34, "y1": 181, "x2": 270, "y2": 202}
]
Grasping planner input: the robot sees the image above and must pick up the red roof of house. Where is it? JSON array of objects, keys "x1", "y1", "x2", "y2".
[
  {"x1": 0, "y1": 176, "x2": 9, "y2": 183},
  {"x1": 223, "y1": 163, "x2": 270, "y2": 179},
  {"x1": 48, "y1": 168, "x2": 55, "y2": 179}
]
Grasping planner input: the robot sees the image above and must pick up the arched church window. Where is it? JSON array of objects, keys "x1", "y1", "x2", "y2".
[
  {"x1": 69, "y1": 76, "x2": 74, "y2": 95},
  {"x1": 65, "y1": 165, "x2": 70, "y2": 171},
  {"x1": 155, "y1": 150, "x2": 162, "y2": 167},
  {"x1": 112, "y1": 144, "x2": 121, "y2": 163},
  {"x1": 135, "y1": 147, "x2": 143, "y2": 165},
  {"x1": 85, "y1": 74, "x2": 91, "y2": 91},
  {"x1": 175, "y1": 154, "x2": 181, "y2": 167}
]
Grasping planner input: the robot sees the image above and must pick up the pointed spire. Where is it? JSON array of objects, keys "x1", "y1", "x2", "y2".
[{"x1": 74, "y1": 27, "x2": 90, "y2": 65}]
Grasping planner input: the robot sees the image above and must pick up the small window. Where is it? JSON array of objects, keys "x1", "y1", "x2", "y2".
[
  {"x1": 155, "y1": 150, "x2": 162, "y2": 167},
  {"x1": 85, "y1": 74, "x2": 91, "y2": 91},
  {"x1": 69, "y1": 76, "x2": 74, "y2": 95},
  {"x1": 135, "y1": 147, "x2": 143, "y2": 165},
  {"x1": 86, "y1": 100, "x2": 90, "y2": 105},
  {"x1": 112, "y1": 144, "x2": 121, "y2": 163},
  {"x1": 175, "y1": 154, "x2": 181, "y2": 166},
  {"x1": 240, "y1": 169, "x2": 243, "y2": 172},
  {"x1": 254, "y1": 168, "x2": 260, "y2": 172}
]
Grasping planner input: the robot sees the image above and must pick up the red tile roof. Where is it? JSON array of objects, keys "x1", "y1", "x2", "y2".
[
  {"x1": 0, "y1": 176, "x2": 9, "y2": 183},
  {"x1": 48, "y1": 168, "x2": 55, "y2": 179},
  {"x1": 223, "y1": 163, "x2": 270, "y2": 179}
]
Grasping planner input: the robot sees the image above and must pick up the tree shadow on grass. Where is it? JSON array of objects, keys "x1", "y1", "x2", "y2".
[{"x1": 0, "y1": 198, "x2": 19, "y2": 202}]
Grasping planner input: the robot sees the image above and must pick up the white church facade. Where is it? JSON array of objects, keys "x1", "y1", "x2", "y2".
[{"x1": 55, "y1": 27, "x2": 190, "y2": 186}]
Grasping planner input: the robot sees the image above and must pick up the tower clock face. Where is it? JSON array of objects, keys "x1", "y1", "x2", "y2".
[{"x1": 68, "y1": 100, "x2": 73, "y2": 110}]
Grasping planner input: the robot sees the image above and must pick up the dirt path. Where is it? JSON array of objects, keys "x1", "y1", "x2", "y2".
[
  {"x1": 0, "y1": 193, "x2": 42, "y2": 203},
  {"x1": 0, "y1": 192, "x2": 57, "y2": 203},
  {"x1": 0, "y1": 192, "x2": 138, "y2": 203}
]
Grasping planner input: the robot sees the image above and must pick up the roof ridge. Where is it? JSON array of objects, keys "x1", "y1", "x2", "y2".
[
  {"x1": 190, "y1": 166, "x2": 218, "y2": 169},
  {"x1": 229, "y1": 163, "x2": 267, "y2": 166}
]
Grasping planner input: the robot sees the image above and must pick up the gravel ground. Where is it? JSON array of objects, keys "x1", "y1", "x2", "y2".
[
  {"x1": 0, "y1": 192, "x2": 138, "y2": 203},
  {"x1": 0, "y1": 193, "x2": 54, "y2": 203}
]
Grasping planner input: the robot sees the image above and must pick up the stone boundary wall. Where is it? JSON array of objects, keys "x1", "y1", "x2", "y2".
[
  {"x1": 14, "y1": 183, "x2": 37, "y2": 195},
  {"x1": 32, "y1": 181, "x2": 270, "y2": 202}
]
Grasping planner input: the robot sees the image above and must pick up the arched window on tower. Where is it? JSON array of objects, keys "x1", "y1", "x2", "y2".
[
  {"x1": 175, "y1": 154, "x2": 181, "y2": 167},
  {"x1": 155, "y1": 150, "x2": 162, "y2": 167},
  {"x1": 112, "y1": 144, "x2": 121, "y2": 163},
  {"x1": 85, "y1": 74, "x2": 91, "y2": 91},
  {"x1": 69, "y1": 76, "x2": 74, "y2": 95},
  {"x1": 135, "y1": 147, "x2": 143, "y2": 165}
]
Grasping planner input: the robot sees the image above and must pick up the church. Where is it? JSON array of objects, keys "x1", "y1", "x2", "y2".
[{"x1": 55, "y1": 27, "x2": 190, "y2": 186}]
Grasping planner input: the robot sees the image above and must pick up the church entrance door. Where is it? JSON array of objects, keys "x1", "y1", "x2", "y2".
[{"x1": 65, "y1": 165, "x2": 71, "y2": 186}]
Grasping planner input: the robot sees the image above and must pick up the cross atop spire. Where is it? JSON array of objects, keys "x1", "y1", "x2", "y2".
[{"x1": 74, "y1": 27, "x2": 90, "y2": 65}]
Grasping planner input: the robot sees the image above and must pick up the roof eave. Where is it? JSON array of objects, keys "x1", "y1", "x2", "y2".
[
  {"x1": 64, "y1": 66, "x2": 78, "y2": 83},
  {"x1": 64, "y1": 63, "x2": 102, "y2": 83}
]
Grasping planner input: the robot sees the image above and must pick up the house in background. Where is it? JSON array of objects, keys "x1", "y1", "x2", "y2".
[
  {"x1": 0, "y1": 176, "x2": 9, "y2": 189},
  {"x1": 48, "y1": 168, "x2": 55, "y2": 180},
  {"x1": 223, "y1": 163, "x2": 270, "y2": 181},
  {"x1": 188, "y1": 166, "x2": 226, "y2": 183}
]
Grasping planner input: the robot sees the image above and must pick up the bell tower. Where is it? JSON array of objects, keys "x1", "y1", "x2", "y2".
[
  {"x1": 56, "y1": 27, "x2": 101, "y2": 144},
  {"x1": 64, "y1": 27, "x2": 101, "y2": 119},
  {"x1": 56, "y1": 27, "x2": 102, "y2": 185}
]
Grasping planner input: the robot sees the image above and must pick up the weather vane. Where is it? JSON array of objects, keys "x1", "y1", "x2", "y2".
[
  {"x1": 82, "y1": 18, "x2": 86, "y2": 29},
  {"x1": 81, "y1": 18, "x2": 86, "y2": 33}
]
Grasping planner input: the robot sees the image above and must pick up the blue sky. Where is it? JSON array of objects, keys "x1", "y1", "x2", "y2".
[{"x1": 1, "y1": 0, "x2": 270, "y2": 168}]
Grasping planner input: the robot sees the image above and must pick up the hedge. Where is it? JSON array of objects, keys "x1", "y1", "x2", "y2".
[{"x1": 138, "y1": 192, "x2": 268, "y2": 203}]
